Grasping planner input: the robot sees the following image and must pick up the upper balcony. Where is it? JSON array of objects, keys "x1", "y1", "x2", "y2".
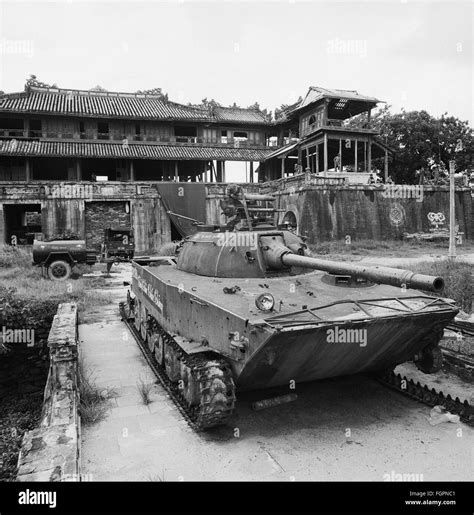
[
  {"x1": 0, "y1": 129, "x2": 272, "y2": 149},
  {"x1": 300, "y1": 117, "x2": 378, "y2": 139}
]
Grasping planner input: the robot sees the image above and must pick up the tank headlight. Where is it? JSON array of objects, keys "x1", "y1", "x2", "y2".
[{"x1": 255, "y1": 293, "x2": 275, "y2": 312}]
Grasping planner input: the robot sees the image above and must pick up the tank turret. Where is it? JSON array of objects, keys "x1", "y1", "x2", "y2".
[{"x1": 176, "y1": 184, "x2": 443, "y2": 292}]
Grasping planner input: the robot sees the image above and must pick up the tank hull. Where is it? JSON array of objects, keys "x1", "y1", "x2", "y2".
[
  {"x1": 131, "y1": 261, "x2": 458, "y2": 392},
  {"x1": 236, "y1": 312, "x2": 453, "y2": 390}
]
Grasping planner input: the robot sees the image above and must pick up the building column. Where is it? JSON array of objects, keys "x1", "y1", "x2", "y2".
[
  {"x1": 129, "y1": 160, "x2": 135, "y2": 181},
  {"x1": 222, "y1": 161, "x2": 226, "y2": 182},
  {"x1": 315, "y1": 145, "x2": 319, "y2": 174},
  {"x1": 280, "y1": 157, "x2": 285, "y2": 178},
  {"x1": 249, "y1": 161, "x2": 254, "y2": 183},
  {"x1": 364, "y1": 141, "x2": 367, "y2": 172},
  {"x1": 76, "y1": 159, "x2": 82, "y2": 181},
  {"x1": 339, "y1": 139, "x2": 342, "y2": 172},
  {"x1": 174, "y1": 161, "x2": 179, "y2": 182},
  {"x1": 355, "y1": 140, "x2": 358, "y2": 172},
  {"x1": 367, "y1": 139, "x2": 372, "y2": 174},
  {"x1": 384, "y1": 150, "x2": 389, "y2": 182},
  {"x1": 216, "y1": 161, "x2": 222, "y2": 182},
  {"x1": 323, "y1": 133, "x2": 328, "y2": 176},
  {"x1": 25, "y1": 158, "x2": 32, "y2": 182}
]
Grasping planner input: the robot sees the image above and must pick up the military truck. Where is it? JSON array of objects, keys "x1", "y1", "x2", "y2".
[{"x1": 32, "y1": 227, "x2": 134, "y2": 280}]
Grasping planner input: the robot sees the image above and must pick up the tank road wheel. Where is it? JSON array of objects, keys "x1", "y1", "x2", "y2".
[
  {"x1": 415, "y1": 346, "x2": 443, "y2": 374},
  {"x1": 179, "y1": 361, "x2": 200, "y2": 407},
  {"x1": 123, "y1": 291, "x2": 134, "y2": 320},
  {"x1": 47, "y1": 260, "x2": 71, "y2": 281},
  {"x1": 153, "y1": 333, "x2": 165, "y2": 366},
  {"x1": 140, "y1": 306, "x2": 148, "y2": 343},
  {"x1": 164, "y1": 343, "x2": 181, "y2": 383},
  {"x1": 133, "y1": 300, "x2": 141, "y2": 332}
]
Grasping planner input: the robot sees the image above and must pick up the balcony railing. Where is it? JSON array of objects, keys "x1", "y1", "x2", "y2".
[
  {"x1": 301, "y1": 118, "x2": 376, "y2": 138},
  {"x1": 0, "y1": 129, "x2": 275, "y2": 148},
  {"x1": 0, "y1": 129, "x2": 28, "y2": 138}
]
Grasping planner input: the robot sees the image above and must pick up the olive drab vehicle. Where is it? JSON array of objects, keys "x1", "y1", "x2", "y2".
[
  {"x1": 32, "y1": 227, "x2": 135, "y2": 280},
  {"x1": 122, "y1": 184, "x2": 459, "y2": 429}
]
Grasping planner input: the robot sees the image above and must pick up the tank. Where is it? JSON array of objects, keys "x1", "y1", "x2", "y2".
[{"x1": 123, "y1": 184, "x2": 459, "y2": 429}]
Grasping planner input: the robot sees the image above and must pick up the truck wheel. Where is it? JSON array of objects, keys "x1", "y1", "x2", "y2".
[{"x1": 47, "y1": 260, "x2": 72, "y2": 281}]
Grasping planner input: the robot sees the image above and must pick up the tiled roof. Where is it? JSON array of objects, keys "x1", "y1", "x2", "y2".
[
  {"x1": 299, "y1": 86, "x2": 381, "y2": 109},
  {"x1": 0, "y1": 86, "x2": 269, "y2": 125},
  {"x1": 0, "y1": 139, "x2": 274, "y2": 162}
]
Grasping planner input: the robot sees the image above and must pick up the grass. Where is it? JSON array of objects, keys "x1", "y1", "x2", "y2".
[
  {"x1": 0, "y1": 396, "x2": 43, "y2": 481},
  {"x1": 0, "y1": 245, "x2": 33, "y2": 268},
  {"x1": 0, "y1": 244, "x2": 114, "y2": 312},
  {"x1": 147, "y1": 469, "x2": 166, "y2": 481},
  {"x1": 397, "y1": 260, "x2": 472, "y2": 313},
  {"x1": 136, "y1": 377, "x2": 153, "y2": 406},
  {"x1": 308, "y1": 240, "x2": 472, "y2": 313},
  {"x1": 78, "y1": 364, "x2": 116, "y2": 426},
  {"x1": 309, "y1": 238, "x2": 429, "y2": 256}
]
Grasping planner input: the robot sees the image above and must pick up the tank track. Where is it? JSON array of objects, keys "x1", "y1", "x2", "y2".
[
  {"x1": 119, "y1": 302, "x2": 236, "y2": 431},
  {"x1": 373, "y1": 370, "x2": 474, "y2": 427}
]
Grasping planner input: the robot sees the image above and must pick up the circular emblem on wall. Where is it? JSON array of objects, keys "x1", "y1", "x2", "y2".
[{"x1": 389, "y1": 203, "x2": 406, "y2": 227}]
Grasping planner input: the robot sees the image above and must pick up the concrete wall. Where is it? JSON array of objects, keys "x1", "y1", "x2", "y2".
[
  {"x1": 272, "y1": 182, "x2": 473, "y2": 243},
  {"x1": 133, "y1": 198, "x2": 171, "y2": 254},
  {"x1": 16, "y1": 303, "x2": 80, "y2": 482},
  {"x1": 0, "y1": 182, "x2": 172, "y2": 253},
  {"x1": 42, "y1": 199, "x2": 85, "y2": 239},
  {"x1": 85, "y1": 201, "x2": 130, "y2": 249},
  {"x1": 0, "y1": 180, "x2": 472, "y2": 251}
]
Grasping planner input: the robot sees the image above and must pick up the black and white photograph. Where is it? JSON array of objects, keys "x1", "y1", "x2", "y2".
[{"x1": 0, "y1": 0, "x2": 472, "y2": 512}]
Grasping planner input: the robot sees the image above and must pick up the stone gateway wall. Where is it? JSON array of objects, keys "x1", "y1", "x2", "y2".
[
  {"x1": 0, "y1": 181, "x2": 472, "y2": 251},
  {"x1": 16, "y1": 303, "x2": 80, "y2": 482},
  {"x1": 273, "y1": 184, "x2": 473, "y2": 243}
]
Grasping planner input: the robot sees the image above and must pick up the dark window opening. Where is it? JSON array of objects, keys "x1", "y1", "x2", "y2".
[
  {"x1": 134, "y1": 123, "x2": 142, "y2": 141},
  {"x1": 29, "y1": 119, "x2": 42, "y2": 137},
  {"x1": 174, "y1": 126, "x2": 197, "y2": 143},
  {"x1": 234, "y1": 131, "x2": 248, "y2": 138},
  {"x1": 79, "y1": 122, "x2": 86, "y2": 140},
  {"x1": 308, "y1": 115, "x2": 316, "y2": 125},
  {"x1": 3, "y1": 203, "x2": 42, "y2": 245},
  {"x1": 221, "y1": 130, "x2": 227, "y2": 136},
  {"x1": 0, "y1": 117, "x2": 24, "y2": 137},
  {"x1": 97, "y1": 122, "x2": 109, "y2": 140}
]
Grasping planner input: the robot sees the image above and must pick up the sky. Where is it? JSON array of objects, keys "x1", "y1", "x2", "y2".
[{"x1": 0, "y1": 0, "x2": 472, "y2": 180}]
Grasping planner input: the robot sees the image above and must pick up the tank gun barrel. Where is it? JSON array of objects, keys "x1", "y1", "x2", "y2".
[
  {"x1": 261, "y1": 238, "x2": 444, "y2": 292},
  {"x1": 167, "y1": 211, "x2": 203, "y2": 225},
  {"x1": 243, "y1": 193, "x2": 276, "y2": 202},
  {"x1": 283, "y1": 254, "x2": 443, "y2": 292}
]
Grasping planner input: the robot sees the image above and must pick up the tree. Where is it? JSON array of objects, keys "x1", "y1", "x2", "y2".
[
  {"x1": 347, "y1": 107, "x2": 473, "y2": 183},
  {"x1": 89, "y1": 85, "x2": 108, "y2": 92},
  {"x1": 135, "y1": 87, "x2": 168, "y2": 101},
  {"x1": 25, "y1": 75, "x2": 57, "y2": 89}
]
